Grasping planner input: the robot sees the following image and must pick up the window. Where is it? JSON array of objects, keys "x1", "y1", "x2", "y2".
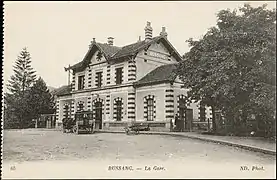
[
  {"x1": 77, "y1": 102, "x2": 84, "y2": 111},
  {"x1": 147, "y1": 98, "x2": 154, "y2": 121},
  {"x1": 64, "y1": 105, "x2": 69, "y2": 118},
  {"x1": 179, "y1": 99, "x2": 186, "y2": 120},
  {"x1": 78, "y1": 75, "x2": 85, "y2": 90},
  {"x1": 115, "y1": 67, "x2": 123, "y2": 84},
  {"x1": 115, "y1": 100, "x2": 122, "y2": 121},
  {"x1": 96, "y1": 72, "x2": 102, "y2": 87}
]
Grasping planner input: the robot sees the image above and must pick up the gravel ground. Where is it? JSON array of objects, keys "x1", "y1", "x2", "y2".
[{"x1": 2, "y1": 129, "x2": 276, "y2": 179}]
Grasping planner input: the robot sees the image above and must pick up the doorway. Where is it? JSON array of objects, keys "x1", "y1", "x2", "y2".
[
  {"x1": 95, "y1": 101, "x2": 103, "y2": 129},
  {"x1": 178, "y1": 99, "x2": 186, "y2": 131},
  {"x1": 185, "y1": 109, "x2": 193, "y2": 131}
]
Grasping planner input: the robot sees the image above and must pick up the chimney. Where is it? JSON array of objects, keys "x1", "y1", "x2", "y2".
[
  {"x1": 107, "y1": 37, "x2": 114, "y2": 46},
  {"x1": 138, "y1": 36, "x2": 141, "y2": 42},
  {"x1": 160, "y1": 27, "x2": 168, "y2": 38},
  {"x1": 144, "y1": 21, "x2": 153, "y2": 41}
]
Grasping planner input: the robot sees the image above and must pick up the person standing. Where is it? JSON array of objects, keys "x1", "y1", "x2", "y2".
[
  {"x1": 175, "y1": 114, "x2": 179, "y2": 131},
  {"x1": 170, "y1": 119, "x2": 173, "y2": 132}
]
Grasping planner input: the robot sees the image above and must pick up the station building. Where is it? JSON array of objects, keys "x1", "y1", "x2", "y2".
[{"x1": 54, "y1": 22, "x2": 212, "y2": 131}]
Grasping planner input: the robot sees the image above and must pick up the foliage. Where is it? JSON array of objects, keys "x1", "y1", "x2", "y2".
[
  {"x1": 177, "y1": 3, "x2": 276, "y2": 136},
  {"x1": 5, "y1": 48, "x2": 37, "y2": 128},
  {"x1": 26, "y1": 77, "x2": 55, "y2": 119},
  {"x1": 4, "y1": 48, "x2": 55, "y2": 129},
  {"x1": 7, "y1": 47, "x2": 36, "y2": 96}
]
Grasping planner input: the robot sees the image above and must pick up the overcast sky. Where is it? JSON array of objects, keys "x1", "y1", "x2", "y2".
[{"x1": 3, "y1": 1, "x2": 276, "y2": 91}]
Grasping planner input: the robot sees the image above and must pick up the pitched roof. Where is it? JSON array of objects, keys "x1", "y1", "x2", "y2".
[
  {"x1": 67, "y1": 35, "x2": 183, "y2": 71},
  {"x1": 97, "y1": 43, "x2": 121, "y2": 58},
  {"x1": 111, "y1": 36, "x2": 161, "y2": 59},
  {"x1": 52, "y1": 85, "x2": 72, "y2": 96},
  {"x1": 134, "y1": 63, "x2": 179, "y2": 86},
  {"x1": 68, "y1": 43, "x2": 121, "y2": 70}
]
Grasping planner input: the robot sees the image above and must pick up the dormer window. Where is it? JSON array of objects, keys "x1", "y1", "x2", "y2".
[{"x1": 115, "y1": 67, "x2": 123, "y2": 85}]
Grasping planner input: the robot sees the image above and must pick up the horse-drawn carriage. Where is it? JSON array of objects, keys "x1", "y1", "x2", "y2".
[
  {"x1": 124, "y1": 122, "x2": 150, "y2": 135},
  {"x1": 62, "y1": 111, "x2": 94, "y2": 134}
]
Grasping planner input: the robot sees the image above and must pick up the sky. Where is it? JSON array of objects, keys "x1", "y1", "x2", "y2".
[{"x1": 3, "y1": 1, "x2": 276, "y2": 92}]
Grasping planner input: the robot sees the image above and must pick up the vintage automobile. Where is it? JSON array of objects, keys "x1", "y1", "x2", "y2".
[
  {"x1": 124, "y1": 122, "x2": 150, "y2": 135},
  {"x1": 72, "y1": 111, "x2": 94, "y2": 134}
]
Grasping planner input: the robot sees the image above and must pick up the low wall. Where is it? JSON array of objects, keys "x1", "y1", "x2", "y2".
[
  {"x1": 193, "y1": 121, "x2": 212, "y2": 131},
  {"x1": 103, "y1": 121, "x2": 171, "y2": 132}
]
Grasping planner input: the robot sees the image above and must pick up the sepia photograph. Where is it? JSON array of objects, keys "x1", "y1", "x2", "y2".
[{"x1": 1, "y1": 1, "x2": 276, "y2": 179}]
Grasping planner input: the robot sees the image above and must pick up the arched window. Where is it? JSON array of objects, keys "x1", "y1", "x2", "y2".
[
  {"x1": 63, "y1": 104, "x2": 70, "y2": 119},
  {"x1": 113, "y1": 97, "x2": 123, "y2": 121},
  {"x1": 144, "y1": 95, "x2": 156, "y2": 121},
  {"x1": 77, "y1": 101, "x2": 84, "y2": 111},
  {"x1": 92, "y1": 98, "x2": 104, "y2": 129},
  {"x1": 147, "y1": 98, "x2": 154, "y2": 121},
  {"x1": 116, "y1": 100, "x2": 122, "y2": 121}
]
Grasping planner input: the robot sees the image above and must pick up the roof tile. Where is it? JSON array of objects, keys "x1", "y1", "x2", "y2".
[{"x1": 134, "y1": 63, "x2": 178, "y2": 86}]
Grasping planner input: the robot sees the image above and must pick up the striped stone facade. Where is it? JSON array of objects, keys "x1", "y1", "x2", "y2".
[
  {"x1": 70, "y1": 100, "x2": 75, "y2": 118},
  {"x1": 55, "y1": 100, "x2": 59, "y2": 121},
  {"x1": 87, "y1": 97, "x2": 92, "y2": 111},
  {"x1": 165, "y1": 89, "x2": 174, "y2": 120},
  {"x1": 88, "y1": 69, "x2": 92, "y2": 88},
  {"x1": 105, "y1": 95, "x2": 110, "y2": 115},
  {"x1": 71, "y1": 73, "x2": 75, "y2": 91},
  {"x1": 127, "y1": 60, "x2": 136, "y2": 82},
  {"x1": 127, "y1": 91, "x2": 136, "y2": 121},
  {"x1": 106, "y1": 65, "x2": 111, "y2": 85}
]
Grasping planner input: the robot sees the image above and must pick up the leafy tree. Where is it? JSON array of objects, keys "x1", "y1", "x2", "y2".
[
  {"x1": 26, "y1": 77, "x2": 55, "y2": 119},
  {"x1": 177, "y1": 3, "x2": 276, "y2": 136},
  {"x1": 5, "y1": 48, "x2": 37, "y2": 128}
]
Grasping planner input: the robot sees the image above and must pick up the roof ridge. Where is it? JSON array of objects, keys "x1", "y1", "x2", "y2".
[
  {"x1": 68, "y1": 35, "x2": 182, "y2": 71},
  {"x1": 110, "y1": 36, "x2": 162, "y2": 59},
  {"x1": 96, "y1": 42, "x2": 122, "y2": 49}
]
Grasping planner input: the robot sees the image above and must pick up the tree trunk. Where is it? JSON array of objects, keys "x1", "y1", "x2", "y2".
[{"x1": 211, "y1": 105, "x2": 217, "y2": 132}]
